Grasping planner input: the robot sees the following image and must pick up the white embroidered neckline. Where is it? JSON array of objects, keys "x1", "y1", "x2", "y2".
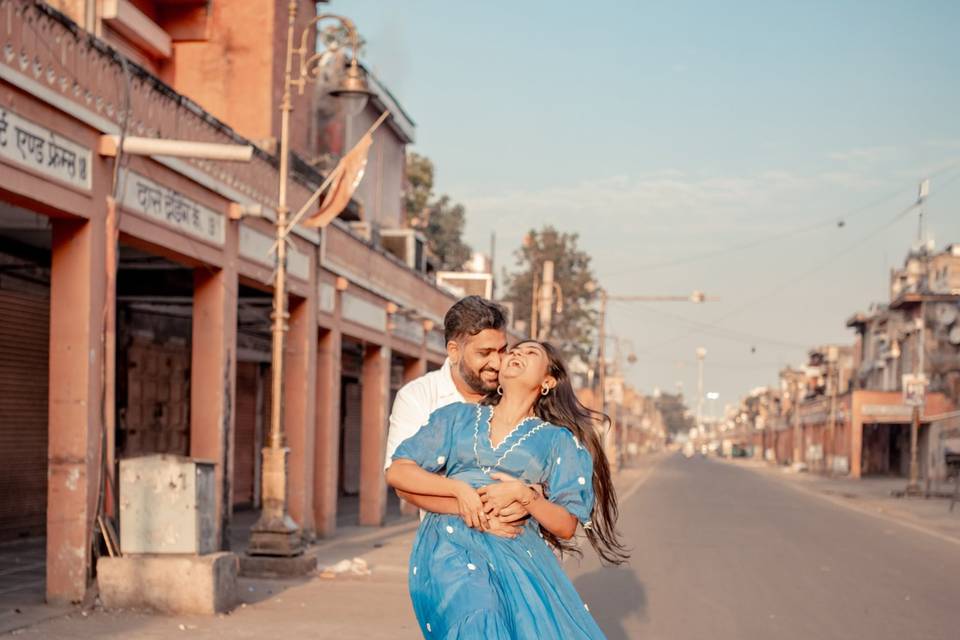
[
  {"x1": 472, "y1": 404, "x2": 546, "y2": 475},
  {"x1": 486, "y1": 405, "x2": 537, "y2": 451}
]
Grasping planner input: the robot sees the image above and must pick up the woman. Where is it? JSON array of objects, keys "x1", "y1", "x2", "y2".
[{"x1": 386, "y1": 341, "x2": 628, "y2": 639}]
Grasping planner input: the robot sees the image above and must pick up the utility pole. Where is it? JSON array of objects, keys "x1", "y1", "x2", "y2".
[
  {"x1": 791, "y1": 375, "x2": 802, "y2": 468},
  {"x1": 529, "y1": 268, "x2": 540, "y2": 339},
  {"x1": 907, "y1": 301, "x2": 926, "y2": 493},
  {"x1": 696, "y1": 347, "x2": 706, "y2": 435},
  {"x1": 538, "y1": 260, "x2": 555, "y2": 340},
  {"x1": 826, "y1": 346, "x2": 839, "y2": 474},
  {"x1": 598, "y1": 290, "x2": 608, "y2": 415},
  {"x1": 907, "y1": 178, "x2": 930, "y2": 494}
]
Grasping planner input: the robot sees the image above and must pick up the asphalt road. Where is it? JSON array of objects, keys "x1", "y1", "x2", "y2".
[{"x1": 569, "y1": 454, "x2": 960, "y2": 640}]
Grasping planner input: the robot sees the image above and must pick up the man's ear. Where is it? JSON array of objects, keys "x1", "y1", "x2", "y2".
[{"x1": 447, "y1": 340, "x2": 461, "y2": 365}]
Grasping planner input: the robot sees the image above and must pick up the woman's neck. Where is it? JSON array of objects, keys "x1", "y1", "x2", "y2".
[{"x1": 494, "y1": 390, "x2": 536, "y2": 425}]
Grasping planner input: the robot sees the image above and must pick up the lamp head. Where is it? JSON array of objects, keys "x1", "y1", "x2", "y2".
[{"x1": 330, "y1": 59, "x2": 372, "y2": 118}]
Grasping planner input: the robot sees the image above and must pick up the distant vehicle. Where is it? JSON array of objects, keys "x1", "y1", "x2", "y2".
[{"x1": 731, "y1": 445, "x2": 749, "y2": 458}]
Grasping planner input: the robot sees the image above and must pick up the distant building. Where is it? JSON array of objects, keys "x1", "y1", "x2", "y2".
[{"x1": 726, "y1": 243, "x2": 960, "y2": 480}]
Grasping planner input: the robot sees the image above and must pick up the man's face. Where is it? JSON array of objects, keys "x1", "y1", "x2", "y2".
[{"x1": 451, "y1": 328, "x2": 507, "y2": 394}]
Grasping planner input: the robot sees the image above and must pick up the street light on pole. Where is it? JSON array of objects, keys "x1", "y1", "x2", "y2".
[
  {"x1": 589, "y1": 286, "x2": 714, "y2": 464},
  {"x1": 248, "y1": 3, "x2": 372, "y2": 558}
]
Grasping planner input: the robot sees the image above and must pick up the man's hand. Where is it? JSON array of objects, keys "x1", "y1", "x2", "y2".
[
  {"x1": 496, "y1": 501, "x2": 530, "y2": 523},
  {"x1": 484, "y1": 516, "x2": 523, "y2": 539}
]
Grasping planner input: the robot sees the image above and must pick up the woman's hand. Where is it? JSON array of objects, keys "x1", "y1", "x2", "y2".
[
  {"x1": 452, "y1": 481, "x2": 488, "y2": 529},
  {"x1": 478, "y1": 472, "x2": 535, "y2": 517}
]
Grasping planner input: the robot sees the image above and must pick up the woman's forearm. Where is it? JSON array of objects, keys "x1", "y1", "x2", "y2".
[
  {"x1": 525, "y1": 495, "x2": 578, "y2": 540},
  {"x1": 395, "y1": 489, "x2": 461, "y2": 515},
  {"x1": 386, "y1": 459, "x2": 463, "y2": 497}
]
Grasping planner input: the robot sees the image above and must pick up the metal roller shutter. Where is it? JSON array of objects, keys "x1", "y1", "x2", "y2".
[
  {"x1": 233, "y1": 362, "x2": 260, "y2": 507},
  {"x1": 0, "y1": 290, "x2": 49, "y2": 541}
]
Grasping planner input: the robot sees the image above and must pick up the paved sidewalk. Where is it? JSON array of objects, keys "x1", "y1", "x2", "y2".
[
  {"x1": 719, "y1": 457, "x2": 960, "y2": 545},
  {"x1": 7, "y1": 457, "x2": 663, "y2": 639},
  {"x1": 9, "y1": 519, "x2": 423, "y2": 639}
]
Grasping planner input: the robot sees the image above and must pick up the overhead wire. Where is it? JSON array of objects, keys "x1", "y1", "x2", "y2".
[
  {"x1": 609, "y1": 298, "x2": 811, "y2": 350},
  {"x1": 632, "y1": 167, "x2": 960, "y2": 357},
  {"x1": 601, "y1": 158, "x2": 960, "y2": 277}
]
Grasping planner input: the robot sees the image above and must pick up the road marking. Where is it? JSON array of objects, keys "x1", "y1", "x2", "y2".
[{"x1": 618, "y1": 453, "x2": 667, "y2": 504}]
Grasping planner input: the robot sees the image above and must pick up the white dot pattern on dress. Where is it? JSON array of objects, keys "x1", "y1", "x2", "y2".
[
  {"x1": 426, "y1": 622, "x2": 432, "y2": 632},
  {"x1": 445, "y1": 525, "x2": 454, "y2": 534},
  {"x1": 556, "y1": 457, "x2": 562, "y2": 464},
  {"x1": 585, "y1": 603, "x2": 590, "y2": 612},
  {"x1": 437, "y1": 455, "x2": 446, "y2": 465},
  {"x1": 413, "y1": 566, "x2": 418, "y2": 575},
  {"x1": 467, "y1": 563, "x2": 477, "y2": 571},
  {"x1": 526, "y1": 549, "x2": 532, "y2": 558},
  {"x1": 578, "y1": 476, "x2": 586, "y2": 485}
]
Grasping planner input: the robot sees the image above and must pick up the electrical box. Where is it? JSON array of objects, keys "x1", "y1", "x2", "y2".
[{"x1": 119, "y1": 454, "x2": 217, "y2": 555}]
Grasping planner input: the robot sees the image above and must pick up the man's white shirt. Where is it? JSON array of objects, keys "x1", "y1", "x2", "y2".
[{"x1": 383, "y1": 359, "x2": 466, "y2": 471}]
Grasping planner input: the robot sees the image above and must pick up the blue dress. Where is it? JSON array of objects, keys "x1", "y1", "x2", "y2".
[{"x1": 392, "y1": 402, "x2": 606, "y2": 639}]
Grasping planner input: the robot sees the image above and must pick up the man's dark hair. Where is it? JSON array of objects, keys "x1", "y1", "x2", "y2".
[{"x1": 443, "y1": 296, "x2": 507, "y2": 344}]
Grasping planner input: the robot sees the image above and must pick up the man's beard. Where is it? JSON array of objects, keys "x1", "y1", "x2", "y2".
[{"x1": 459, "y1": 359, "x2": 498, "y2": 395}]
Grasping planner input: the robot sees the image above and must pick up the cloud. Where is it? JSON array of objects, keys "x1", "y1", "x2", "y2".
[
  {"x1": 827, "y1": 146, "x2": 896, "y2": 164},
  {"x1": 923, "y1": 138, "x2": 960, "y2": 150}
]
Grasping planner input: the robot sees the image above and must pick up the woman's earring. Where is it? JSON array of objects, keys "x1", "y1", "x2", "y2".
[
  {"x1": 541, "y1": 383, "x2": 550, "y2": 396},
  {"x1": 497, "y1": 385, "x2": 504, "y2": 396}
]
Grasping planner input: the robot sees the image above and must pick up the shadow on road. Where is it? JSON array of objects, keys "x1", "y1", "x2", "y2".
[{"x1": 574, "y1": 566, "x2": 647, "y2": 640}]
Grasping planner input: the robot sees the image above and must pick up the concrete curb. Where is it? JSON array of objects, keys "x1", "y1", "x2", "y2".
[{"x1": 310, "y1": 519, "x2": 420, "y2": 556}]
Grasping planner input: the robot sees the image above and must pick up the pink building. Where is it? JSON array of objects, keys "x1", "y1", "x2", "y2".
[{"x1": 0, "y1": 0, "x2": 457, "y2": 604}]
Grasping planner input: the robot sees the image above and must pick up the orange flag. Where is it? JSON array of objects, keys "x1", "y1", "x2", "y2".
[{"x1": 303, "y1": 133, "x2": 373, "y2": 228}]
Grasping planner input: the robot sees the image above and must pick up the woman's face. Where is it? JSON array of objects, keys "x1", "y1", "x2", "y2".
[{"x1": 499, "y1": 341, "x2": 554, "y2": 391}]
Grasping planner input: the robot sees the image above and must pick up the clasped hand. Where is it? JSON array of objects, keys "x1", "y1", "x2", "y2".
[{"x1": 452, "y1": 473, "x2": 536, "y2": 539}]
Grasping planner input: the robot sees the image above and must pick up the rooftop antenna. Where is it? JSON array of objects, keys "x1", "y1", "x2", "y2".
[{"x1": 916, "y1": 178, "x2": 930, "y2": 246}]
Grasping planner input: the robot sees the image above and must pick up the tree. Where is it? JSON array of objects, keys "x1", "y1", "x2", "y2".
[
  {"x1": 404, "y1": 152, "x2": 472, "y2": 271},
  {"x1": 424, "y1": 195, "x2": 473, "y2": 271},
  {"x1": 503, "y1": 226, "x2": 599, "y2": 363},
  {"x1": 404, "y1": 152, "x2": 434, "y2": 228}
]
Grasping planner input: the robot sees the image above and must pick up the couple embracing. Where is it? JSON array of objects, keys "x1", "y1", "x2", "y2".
[{"x1": 383, "y1": 296, "x2": 628, "y2": 639}]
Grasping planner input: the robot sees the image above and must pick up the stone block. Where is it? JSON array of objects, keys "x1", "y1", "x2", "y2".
[
  {"x1": 97, "y1": 552, "x2": 238, "y2": 614},
  {"x1": 239, "y1": 551, "x2": 317, "y2": 578}
]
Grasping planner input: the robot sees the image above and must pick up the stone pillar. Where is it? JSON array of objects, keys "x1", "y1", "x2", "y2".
[
  {"x1": 285, "y1": 288, "x2": 318, "y2": 536},
  {"x1": 190, "y1": 223, "x2": 238, "y2": 550},
  {"x1": 47, "y1": 217, "x2": 108, "y2": 604},
  {"x1": 313, "y1": 325, "x2": 342, "y2": 537},
  {"x1": 850, "y1": 392, "x2": 863, "y2": 479},
  {"x1": 403, "y1": 355, "x2": 427, "y2": 385},
  {"x1": 359, "y1": 343, "x2": 390, "y2": 526},
  {"x1": 398, "y1": 354, "x2": 427, "y2": 516}
]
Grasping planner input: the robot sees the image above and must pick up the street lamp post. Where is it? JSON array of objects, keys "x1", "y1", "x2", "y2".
[
  {"x1": 591, "y1": 288, "x2": 713, "y2": 465},
  {"x1": 248, "y1": 3, "x2": 371, "y2": 557}
]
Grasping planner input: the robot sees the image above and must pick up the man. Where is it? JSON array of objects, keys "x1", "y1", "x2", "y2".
[{"x1": 383, "y1": 296, "x2": 531, "y2": 531}]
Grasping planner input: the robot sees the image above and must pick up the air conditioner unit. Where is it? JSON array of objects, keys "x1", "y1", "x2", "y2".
[
  {"x1": 436, "y1": 271, "x2": 494, "y2": 299},
  {"x1": 349, "y1": 221, "x2": 373, "y2": 242},
  {"x1": 380, "y1": 228, "x2": 427, "y2": 272}
]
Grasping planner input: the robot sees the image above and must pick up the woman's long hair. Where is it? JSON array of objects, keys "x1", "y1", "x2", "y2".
[{"x1": 485, "y1": 341, "x2": 629, "y2": 565}]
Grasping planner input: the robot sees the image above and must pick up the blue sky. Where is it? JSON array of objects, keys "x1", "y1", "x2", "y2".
[{"x1": 335, "y1": 0, "x2": 960, "y2": 411}]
